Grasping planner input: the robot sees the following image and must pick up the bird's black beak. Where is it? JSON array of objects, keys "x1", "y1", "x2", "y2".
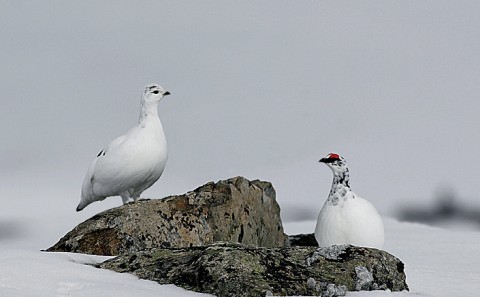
[
  {"x1": 163, "y1": 91, "x2": 171, "y2": 96},
  {"x1": 319, "y1": 157, "x2": 332, "y2": 163}
]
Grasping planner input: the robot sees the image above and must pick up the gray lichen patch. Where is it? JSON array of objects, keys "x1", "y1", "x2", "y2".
[
  {"x1": 355, "y1": 266, "x2": 374, "y2": 291},
  {"x1": 307, "y1": 244, "x2": 350, "y2": 265}
]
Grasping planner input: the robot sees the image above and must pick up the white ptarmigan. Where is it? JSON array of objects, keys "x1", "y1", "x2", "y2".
[
  {"x1": 314, "y1": 153, "x2": 385, "y2": 248},
  {"x1": 76, "y1": 84, "x2": 171, "y2": 211}
]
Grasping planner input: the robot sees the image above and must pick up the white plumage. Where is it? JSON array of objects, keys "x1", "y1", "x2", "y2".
[
  {"x1": 76, "y1": 83, "x2": 171, "y2": 211},
  {"x1": 314, "y1": 153, "x2": 385, "y2": 248}
]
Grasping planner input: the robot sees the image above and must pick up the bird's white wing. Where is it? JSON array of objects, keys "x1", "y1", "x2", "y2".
[
  {"x1": 89, "y1": 126, "x2": 165, "y2": 197},
  {"x1": 81, "y1": 134, "x2": 129, "y2": 199}
]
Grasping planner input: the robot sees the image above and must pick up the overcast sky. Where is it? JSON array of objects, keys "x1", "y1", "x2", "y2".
[{"x1": 2, "y1": 1, "x2": 480, "y2": 248}]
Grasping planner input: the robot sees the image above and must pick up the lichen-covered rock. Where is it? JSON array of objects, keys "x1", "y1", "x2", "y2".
[
  {"x1": 47, "y1": 177, "x2": 287, "y2": 255},
  {"x1": 100, "y1": 242, "x2": 408, "y2": 297}
]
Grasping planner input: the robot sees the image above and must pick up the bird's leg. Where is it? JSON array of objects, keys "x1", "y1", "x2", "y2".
[
  {"x1": 133, "y1": 196, "x2": 140, "y2": 202},
  {"x1": 120, "y1": 193, "x2": 130, "y2": 205}
]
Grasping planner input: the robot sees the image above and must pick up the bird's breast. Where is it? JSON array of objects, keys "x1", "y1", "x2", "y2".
[{"x1": 107, "y1": 124, "x2": 167, "y2": 172}]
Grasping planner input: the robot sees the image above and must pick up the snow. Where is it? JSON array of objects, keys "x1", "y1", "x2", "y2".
[
  {"x1": 0, "y1": 249, "x2": 210, "y2": 297},
  {"x1": 1, "y1": 218, "x2": 479, "y2": 296}
]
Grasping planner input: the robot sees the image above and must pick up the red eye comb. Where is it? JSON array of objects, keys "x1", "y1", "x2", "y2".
[{"x1": 327, "y1": 153, "x2": 340, "y2": 159}]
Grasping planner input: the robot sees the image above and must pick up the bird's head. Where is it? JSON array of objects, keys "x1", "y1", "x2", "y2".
[
  {"x1": 143, "y1": 83, "x2": 171, "y2": 103},
  {"x1": 319, "y1": 153, "x2": 348, "y2": 174}
]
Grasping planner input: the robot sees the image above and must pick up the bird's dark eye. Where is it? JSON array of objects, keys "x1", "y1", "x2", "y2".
[{"x1": 152, "y1": 90, "x2": 159, "y2": 94}]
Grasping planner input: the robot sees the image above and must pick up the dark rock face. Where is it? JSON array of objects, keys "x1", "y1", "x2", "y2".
[
  {"x1": 100, "y1": 242, "x2": 408, "y2": 297},
  {"x1": 288, "y1": 233, "x2": 318, "y2": 246},
  {"x1": 47, "y1": 177, "x2": 287, "y2": 255}
]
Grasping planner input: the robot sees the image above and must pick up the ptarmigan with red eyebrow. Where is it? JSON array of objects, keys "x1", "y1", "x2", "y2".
[{"x1": 314, "y1": 153, "x2": 385, "y2": 248}]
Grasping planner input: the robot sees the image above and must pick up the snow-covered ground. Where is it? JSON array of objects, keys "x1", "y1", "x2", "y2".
[
  {"x1": 0, "y1": 250, "x2": 210, "y2": 297},
  {"x1": 1, "y1": 218, "x2": 479, "y2": 297}
]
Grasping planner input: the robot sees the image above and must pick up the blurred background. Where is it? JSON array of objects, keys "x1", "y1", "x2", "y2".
[{"x1": 2, "y1": 1, "x2": 480, "y2": 250}]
